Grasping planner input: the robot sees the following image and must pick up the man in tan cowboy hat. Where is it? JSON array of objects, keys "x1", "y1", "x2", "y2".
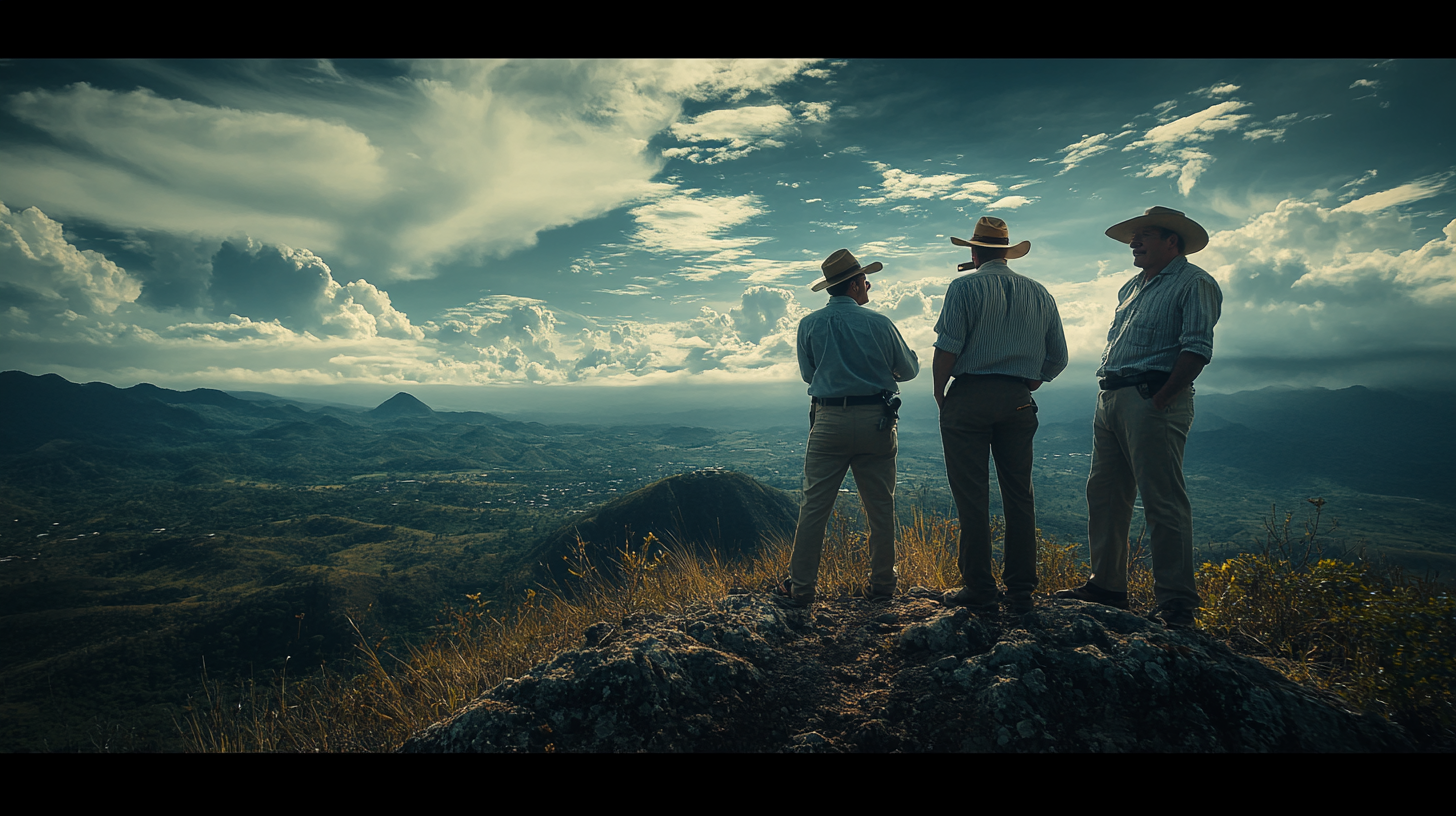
[
  {"x1": 1054, "y1": 206, "x2": 1222, "y2": 629},
  {"x1": 933, "y1": 216, "x2": 1067, "y2": 615},
  {"x1": 778, "y1": 249, "x2": 920, "y2": 607}
]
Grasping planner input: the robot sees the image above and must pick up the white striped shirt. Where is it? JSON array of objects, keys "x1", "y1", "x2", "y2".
[
  {"x1": 1096, "y1": 255, "x2": 1222, "y2": 378},
  {"x1": 933, "y1": 259, "x2": 1068, "y2": 382}
]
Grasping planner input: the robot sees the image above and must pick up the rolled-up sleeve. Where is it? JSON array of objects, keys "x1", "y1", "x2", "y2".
[{"x1": 1179, "y1": 276, "x2": 1222, "y2": 364}]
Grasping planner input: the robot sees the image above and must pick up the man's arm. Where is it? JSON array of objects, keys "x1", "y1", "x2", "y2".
[
  {"x1": 796, "y1": 320, "x2": 815, "y2": 385},
  {"x1": 933, "y1": 348, "x2": 956, "y2": 409},
  {"x1": 1152, "y1": 351, "x2": 1206, "y2": 411}
]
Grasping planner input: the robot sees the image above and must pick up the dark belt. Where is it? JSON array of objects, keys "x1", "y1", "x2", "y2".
[
  {"x1": 955, "y1": 373, "x2": 1027, "y2": 385},
  {"x1": 812, "y1": 395, "x2": 883, "y2": 406},
  {"x1": 1099, "y1": 370, "x2": 1171, "y2": 392}
]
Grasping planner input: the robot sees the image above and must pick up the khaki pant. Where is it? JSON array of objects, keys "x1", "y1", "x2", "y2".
[
  {"x1": 1085, "y1": 385, "x2": 1198, "y2": 610},
  {"x1": 788, "y1": 402, "x2": 898, "y2": 601},
  {"x1": 940, "y1": 376, "x2": 1039, "y2": 606}
]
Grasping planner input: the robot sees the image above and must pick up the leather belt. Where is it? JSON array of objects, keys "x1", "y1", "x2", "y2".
[
  {"x1": 811, "y1": 395, "x2": 883, "y2": 406},
  {"x1": 1099, "y1": 371, "x2": 1171, "y2": 391}
]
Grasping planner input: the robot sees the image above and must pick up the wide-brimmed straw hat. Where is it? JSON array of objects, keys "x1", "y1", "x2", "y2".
[
  {"x1": 812, "y1": 249, "x2": 883, "y2": 292},
  {"x1": 951, "y1": 216, "x2": 1030, "y2": 260},
  {"x1": 1105, "y1": 206, "x2": 1209, "y2": 254}
]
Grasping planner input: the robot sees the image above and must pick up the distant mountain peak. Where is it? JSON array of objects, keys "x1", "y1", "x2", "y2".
[{"x1": 370, "y1": 392, "x2": 434, "y2": 417}]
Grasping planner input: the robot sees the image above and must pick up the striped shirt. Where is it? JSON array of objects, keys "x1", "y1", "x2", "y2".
[
  {"x1": 933, "y1": 259, "x2": 1068, "y2": 382},
  {"x1": 798, "y1": 297, "x2": 920, "y2": 397},
  {"x1": 1096, "y1": 255, "x2": 1223, "y2": 379}
]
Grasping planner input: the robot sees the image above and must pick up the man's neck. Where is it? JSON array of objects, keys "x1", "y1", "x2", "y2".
[{"x1": 1140, "y1": 255, "x2": 1181, "y2": 282}]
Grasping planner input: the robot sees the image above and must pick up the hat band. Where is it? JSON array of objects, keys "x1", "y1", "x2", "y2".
[
  {"x1": 971, "y1": 234, "x2": 1008, "y2": 245},
  {"x1": 825, "y1": 263, "x2": 863, "y2": 279}
]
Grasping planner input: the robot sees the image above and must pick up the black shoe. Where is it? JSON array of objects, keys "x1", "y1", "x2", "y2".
[
  {"x1": 1003, "y1": 592, "x2": 1034, "y2": 615},
  {"x1": 773, "y1": 578, "x2": 813, "y2": 609},
  {"x1": 1149, "y1": 602, "x2": 1195, "y2": 629},
  {"x1": 852, "y1": 584, "x2": 895, "y2": 603},
  {"x1": 943, "y1": 586, "x2": 998, "y2": 614},
  {"x1": 1051, "y1": 581, "x2": 1129, "y2": 610}
]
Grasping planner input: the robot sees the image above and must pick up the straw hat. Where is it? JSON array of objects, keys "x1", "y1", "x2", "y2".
[
  {"x1": 1105, "y1": 206, "x2": 1209, "y2": 254},
  {"x1": 951, "y1": 216, "x2": 1030, "y2": 259},
  {"x1": 812, "y1": 249, "x2": 884, "y2": 292}
]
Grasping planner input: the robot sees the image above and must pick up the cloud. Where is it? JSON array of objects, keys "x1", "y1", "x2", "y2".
[
  {"x1": 858, "y1": 162, "x2": 999, "y2": 205},
  {"x1": 0, "y1": 60, "x2": 820, "y2": 282},
  {"x1": 1191, "y1": 198, "x2": 1456, "y2": 378},
  {"x1": 0, "y1": 202, "x2": 141, "y2": 314},
  {"x1": 1055, "y1": 133, "x2": 1114, "y2": 174},
  {"x1": 1335, "y1": 172, "x2": 1450, "y2": 214},
  {"x1": 1117, "y1": 100, "x2": 1254, "y2": 195},
  {"x1": 1195, "y1": 83, "x2": 1241, "y2": 97},
  {"x1": 1350, "y1": 79, "x2": 1381, "y2": 89},
  {"x1": 629, "y1": 190, "x2": 769, "y2": 275},
  {"x1": 667, "y1": 104, "x2": 796, "y2": 164},
  {"x1": 986, "y1": 196, "x2": 1034, "y2": 210}
]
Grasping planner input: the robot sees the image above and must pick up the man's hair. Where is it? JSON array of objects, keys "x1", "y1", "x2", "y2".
[
  {"x1": 827, "y1": 273, "x2": 863, "y2": 297},
  {"x1": 1154, "y1": 227, "x2": 1186, "y2": 254},
  {"x1": 971, "y1": 245, "x2": 1008, "y2": 262}
]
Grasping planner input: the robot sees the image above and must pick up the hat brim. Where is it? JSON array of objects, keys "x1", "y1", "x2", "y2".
[
  {"x1": 811, "y1": 261, "x2": 883, "y2": 292},
  {"x1": 951, "y1": 236, "x2": 1031, "y2": 260},
  {"x1": 1105, "y1": 213, "x2": 1209, "y2": 254}
]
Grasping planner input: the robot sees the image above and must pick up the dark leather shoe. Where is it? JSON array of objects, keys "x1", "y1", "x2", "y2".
[
  {"x1": 1150, "y1": 602, "x2": 1195, "y2": 629},
  {"x1": 1051, "y1": 581, "x2": 1129, "y2": 609},
  {"x1": 943, "y1": 586, "x2": 998, "y2": 614},
  {"x1": 1003, "y1": 592, "x2": 1034, "y2": 615}
]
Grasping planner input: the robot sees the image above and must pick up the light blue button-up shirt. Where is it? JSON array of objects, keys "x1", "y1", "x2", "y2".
[
  {"x1": 933, "y1": 259, "x2": 1068, "y2": 382},
  {"x1": 797, "y1": 296, "x2": 920, "y2": 397},
  {"x1": 1097, "y1": 255, "x2": 1223, "y2": 379}
]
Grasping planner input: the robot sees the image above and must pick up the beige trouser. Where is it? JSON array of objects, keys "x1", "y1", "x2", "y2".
[
  {"x1": 1085, "y1": 385, "x2": 1198, "y2": 610},
  {"x1": 789, "y1": 402, "x2": 898, "y2": 601}
]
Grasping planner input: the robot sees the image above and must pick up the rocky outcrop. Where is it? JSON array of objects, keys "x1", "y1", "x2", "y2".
[{"x1": 402, "y1": 591, "x2": 1414, "y2": 753}]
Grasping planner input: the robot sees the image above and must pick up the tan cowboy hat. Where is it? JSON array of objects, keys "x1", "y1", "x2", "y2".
[
  {"x1": 812, "y1": 249, "x2": 884, "y2": 292},
  {"x1": 951, "y1": 216, "x2": 1030, "y2": 259},
  {"x1": 1105, "y1": 206, "x2": 1209, "y2": 254}
]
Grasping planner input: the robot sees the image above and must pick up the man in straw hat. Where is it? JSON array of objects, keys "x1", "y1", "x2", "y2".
[
  {"x1": 933, "y1": 216, "x2": 1067, "y2": 615},
  {"x1": 777, "y1": 249, "x2": 920, "y2": 608},
  {"x1": 1054, "y1": 206, "x2": 1222, "y2": 629}
]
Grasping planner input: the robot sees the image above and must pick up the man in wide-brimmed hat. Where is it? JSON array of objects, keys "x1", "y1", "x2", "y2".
[
  {"x1": 1054, "y1": 206, "x2": 1222, "y2": 629},
  {"x1": 778, "y1": 249, "x2": 920, "y2": 608},
  {"x1": 933, "y1": 216, "x2": 1067, "y2": 615}
]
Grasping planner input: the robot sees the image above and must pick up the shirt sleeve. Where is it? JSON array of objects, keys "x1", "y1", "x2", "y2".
[
  {"x1": 886, "y1": 319, "x2": 920, "y2": 382},
  {"x1": 933, "y1": 280, "x2": 968, "y2": 355},
  {"x1": 1179, "y1": 276, "x2": 1222, "y2": 364},
  {"x1": 797, "y1": 319, "x2": 816, "y2": 384},
  {"x1": 1041, "y1": 295, "x2": 1069, "y2": 382}
]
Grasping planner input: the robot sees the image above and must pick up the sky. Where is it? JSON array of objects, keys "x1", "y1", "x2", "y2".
[{"x1": 2, "y1": 58, "x2": 1454, "y2": 414}]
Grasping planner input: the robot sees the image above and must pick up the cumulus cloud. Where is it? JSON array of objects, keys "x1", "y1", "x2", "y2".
[
  {"x1": 1191, "y1": 198, "x2": 1456, "y2": 379},
  {"x1": 0, "y1": 202, "x2": 141, "y2": 314},
  {"x1": 986, "y1": 196, "x2": 1034, "y2": 210}
]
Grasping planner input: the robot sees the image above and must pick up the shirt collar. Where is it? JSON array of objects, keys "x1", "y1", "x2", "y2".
[{"x1": 973, "y1": 258, "x2": 1011, "y2": 273}]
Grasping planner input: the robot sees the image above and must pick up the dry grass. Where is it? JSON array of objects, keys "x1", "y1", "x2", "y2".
[
  {"x1": 181, "y1": 502, "x2": 1450, "y2": 751},
  {"x1": 180, "y1": 506, "x2": 1080, "y2": 752}
]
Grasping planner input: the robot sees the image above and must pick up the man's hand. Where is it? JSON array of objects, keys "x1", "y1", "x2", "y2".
[
  {"x1": 1151, "y1": 351, "x2": 1207, "y2": 410},
  {"x1": 933, "y1": 348, "x2": 956, "y2": 412}
]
